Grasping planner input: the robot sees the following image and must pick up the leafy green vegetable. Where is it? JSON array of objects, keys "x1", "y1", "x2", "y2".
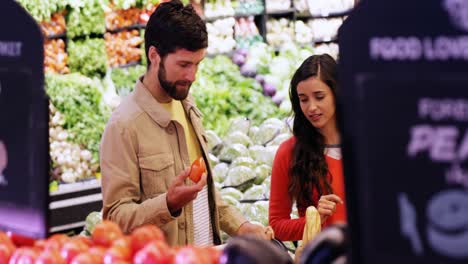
[
  {"x1": 16, "y1": 0, "x2": 68, "y2": 22},
  {"x1": 111, "y1": 65, "x2": 146, "y2": 96},
  {"x1": 68, "y1": 38, "x2": 108, "y2": 78},
  {"x1": 111, "y1": 0, "x2": 138, "y2": 10},
  {"x1": 67, "y1": 0, "x2": 107, "y2": 38},
  {"x1": 191, "y1": 55, "x2": 285, "y2": 136}
]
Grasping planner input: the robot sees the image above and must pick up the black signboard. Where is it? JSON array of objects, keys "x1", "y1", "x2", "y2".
[
  {"x1": 339, "y1": 0, "x2": 468, "y2": 263},
  {"x1": 0, "y1": 1, "x2": 49, "y2": 238}
]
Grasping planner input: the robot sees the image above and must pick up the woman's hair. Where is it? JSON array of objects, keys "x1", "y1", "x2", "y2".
[{"x1": 288, "y1": 54, "x2": 338, "y2": 210}]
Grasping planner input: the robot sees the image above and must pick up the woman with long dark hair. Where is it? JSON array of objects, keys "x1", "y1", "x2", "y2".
[{"x1": 269, "y1": 54, "x2": 347, "y2": 241}]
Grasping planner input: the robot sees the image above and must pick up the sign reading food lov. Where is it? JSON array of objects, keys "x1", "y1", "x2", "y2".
[{"x1": 339, "y1": 0, "x2": 468, "y2": 263}]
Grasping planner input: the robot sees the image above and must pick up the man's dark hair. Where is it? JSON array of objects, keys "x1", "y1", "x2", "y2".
[{"x1": 144, "y1": 0, "x2": 208, "y2": 66}]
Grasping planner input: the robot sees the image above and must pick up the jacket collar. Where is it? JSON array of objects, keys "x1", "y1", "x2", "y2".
[{"x1": 133, "y1": 75, "x2": 203, "y2": 127}]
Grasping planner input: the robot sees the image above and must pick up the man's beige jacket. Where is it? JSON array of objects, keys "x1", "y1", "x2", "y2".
[{"x1": 100, "y1": 77, "x2": 246, "y2": 246}]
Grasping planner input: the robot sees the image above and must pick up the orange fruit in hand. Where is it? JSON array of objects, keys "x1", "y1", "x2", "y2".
[{"x1": 188, "y1": 157, "x2": 206, "y2": 183}]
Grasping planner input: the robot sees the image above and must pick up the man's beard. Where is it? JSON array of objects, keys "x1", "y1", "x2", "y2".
[{"x1": 158, "y1": 60, "x2": 192, "y2": 100}]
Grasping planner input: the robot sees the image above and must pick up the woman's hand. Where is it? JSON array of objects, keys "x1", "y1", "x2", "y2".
[{"x1": 317, "y1": 194, "x2": 343, "y2": 224}]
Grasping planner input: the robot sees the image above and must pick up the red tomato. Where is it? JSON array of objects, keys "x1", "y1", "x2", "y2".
[
  {"x1": 69, "y1": 252, "x2": 101, "y2": 264},
  {"x1": 35, "y1": 249, "x2": 65, "y2": 264},
  {"x1": 0, "y1": 243, "x2": 15, "y2": 263},
  {"x1": 60, "y1": 238, "x2": 90, "y2": 263},
  {"x1": 6, "y1": 232, "x2": 35, "y2": 247},
  {"x1": 0, "y1": 232, "x2": 15, "y2": 250},
  {"x1": 188, "y1": 157, "x2": 206, "y2": 183},
  {"x1": 8, "y1": 247, "x2": 39, "y2": 264},
  {"x1": 72, "y1": 237, "x2": 93, "y2": 248},
  {"x1": 174, "y1": 247, "x2": 205, "y2": 264},
  {"x1": 33, "y1": 239, "x2": 46, "y2": 251},
  {"x1": 200, "y1": 247, "x2": 221, "y2": 264},
  {"x1": 103, "y1": 237, "x2": 132, "y2": 263},
  {"x1": 133, "y1": 241, "x2": 172, "y2": 264},
  {"x1": 89, "y1": 246, "x2": 106, "y2": 259},
  {"x1": 130, "y1": 225, "x2": 165, "y2": 254},
  {"x1": 43, "y1": 234, "x2": 70, "y2": 251},
  {"x1": 92, "y1": 221, "x2": 123, "y2": 248}
]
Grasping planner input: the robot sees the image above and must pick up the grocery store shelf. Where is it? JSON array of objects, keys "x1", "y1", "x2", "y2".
[
  {"x1": 106, "y1": 24, "x2": 145, "y2": 34},
  {"x1": 49, "y1": 193, "x2": 102, "y2": 210},
  {"x1": 50, "y1": 221, "x2": 86, "y2": 233},
  {"x1": 50, "y1": 178, "x2": 101, "y2": 196},
  {"x1": 239, "y1": 198, "x2": 269, "y2": 203},
  {"x1": 45, "y1": 32, "x2": 66, "y2": 40},
  {"x1": 313, "y1": 37, "x2": 338, "y2": 45},
  {"x1": 204, "y1": 15, "x2": 235, "y2": 22},
  {"x1": 207, "y1": 50, "x2": 235, "y2": 58},
  {"x1": 70, "y1": 32, "x2": 105, "y2": 41},
  {"x1": 49, "y1": 178, "x2": 102, "y2": 234},
  {"x1": 115, "y1": 61, "x2": 142, "y2": 69},
  {"x1": 234, "y1": 11, "x2": 264, "y2": 18},
  {"x1": 266, "y1": 8, "x2": 295, "y2": 16},
  {"x1": 296, "y1": 9, "x2": 353, "y2": 19}
]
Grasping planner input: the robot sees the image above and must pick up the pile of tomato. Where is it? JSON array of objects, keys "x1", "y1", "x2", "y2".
[{"x1": 0, "y1": 221, "x2": 220, "y2": 264}]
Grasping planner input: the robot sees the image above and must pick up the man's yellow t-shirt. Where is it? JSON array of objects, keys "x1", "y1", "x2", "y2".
[
  {"x1": 161, "y1": 100, "x2": 202, "y2": 163},
  {"x1": 161, "y1": 100, "x2": 213, "y2": 246}
]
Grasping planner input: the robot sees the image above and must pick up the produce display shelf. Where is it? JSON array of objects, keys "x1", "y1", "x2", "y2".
[
  {"x1": 313, "y1": 37, "x2": 338, "y2": 45},
  {"x1": 49, "y1": 178, "x2": 102, "y2": 234},
  {"x1": 204, "y1": 11, "x2": 264, "y2": 22},
  {"x1": 204, "y1": 15, "x2": 234, "y2": 22},
  {"x1": 295, "y1": 9, "x2": 353, "y2": 19},
  {"x1": 45, "y1": 32, "x2": 66, "y2": 40},
  {"x1": 115, "y1": 61, "x2": 142, "y2": 69},
  {"x1": 239, "y1": 198, "x2": 269, "y2": 203},
  {"x1": 106, "y1": 24, "x2": 145, "y2": 34},
  {"x1": 266, "y1": 8, "x2": 295, "y2": 16},
  {"x1": 71, "y1": 33, "x2": 105, "y2": 41},
  {"x1": 234, "y1": 11, "x2": 264, "y2": 18}
]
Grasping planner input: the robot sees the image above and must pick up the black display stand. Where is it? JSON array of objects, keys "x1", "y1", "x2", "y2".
[
  {"x1": 339, "y1": 0, "x2": 468, "y2": 263},
  {"x1": 0, "y1": 0, "x2": 49, "y2": 239}
]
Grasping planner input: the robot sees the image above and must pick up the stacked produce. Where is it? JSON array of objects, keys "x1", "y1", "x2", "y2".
[
  {"x1": 206, "y1": 117, "x2": 298, "y2": 249},
  {"x1": 266, "y1": 18, "x2": 295, "y2": 48},
  {"x1": 49, "y1": 104, "x2": 95, "y2": 184},
  {"x1": 40, "y1": 12, "x2": 66, "y2": 37},
  {"x1": 191, "y1": 55, "x2": 285, "y2": 136},
  {"x1": 105, "y1": 30, "x2": 143, "y2": 67},
  {"x1": 265, "y1": 0, "x2": 291, "y2": 12},
  {"x1": 309, "y1": 18, "x2": 343, "y2": 42},
  {"x1": 315, "y1": 43, "x2": 339, "y2": 60},
  {"x1": 234, "y1": 0, "x2": 264, "y2": 15},
  {"x1": 307, "y1": 0, "x2": 354, "y2": 15},
  {"x1": 46, "y1": 73, "x2": 111, "y2": 181},
  {"x1": 294, "y1": 0, "x2": 309, "y2": 13},
  {"x1": 111, "y1": 65, "x2": 146, "y2": 97},
  {"x1": 16, "y1": 0, "x2": 68, "y2": 22},
  {"x1": 68, "y1": 38, "x2": 108, "y2": 77},
  {"x1": 294, "y1": 20, "x2": 313, "y2": 44},
  {"x1": 234, "y1": 16, "x2": 263, "y2": 49},
  {"x1": 0, "y1": 222, "x2": 221, "y2": 263},
  {"x1": 66, "y1": 0, "x2": 106, "y2": 39},
  {"x1": 105, "y1": 7, "x2": 142, "y2": 30},
  {"x1": 207, "y1": 18, "x2": 236, "y2": 54},
  {"x1": 204, "y1": 0, "x2": 235, "y2": 18},
  {"x1": 44, "y1": 39, "x2": 70, "y2": 74},
  {"x1": 231, "y1": 42, "x2": 313, "y2": 113}
]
